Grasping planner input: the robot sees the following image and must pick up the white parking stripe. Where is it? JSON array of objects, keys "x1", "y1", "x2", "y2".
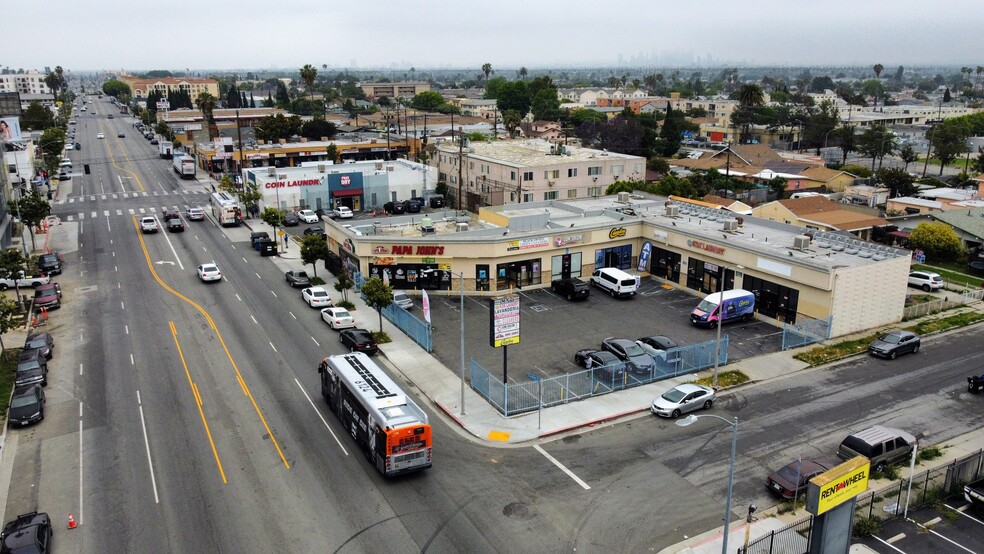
[
  {"x1": 533, "y1": 445, "x2": 590, "y2": 490},
  {"x1": 909, "y1": 517, "x2": 976, "y2": 553},
  {"x1": 873, "y1": 535, "x2": 907, "y2": 553}
]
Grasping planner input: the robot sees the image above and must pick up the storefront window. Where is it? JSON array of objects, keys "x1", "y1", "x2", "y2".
[
  {"x1": 652, "y1": 247, "x2": 681, "y2": 284},
  {"x1": 550, "y1": 252, "x2": 583, "y2": 280},
  {"x1": 368, "y1": 263, "x2": 451, "y2": 290},
  {"x1": 594, "y1": 245, "x2": 632, "y2": 270},
  {"x1": 743, "y1": 275, "x2": 799, "y2": 323},
  {"x1": 496, "y1": 259, "x2": 542, "y2": 291},
  {"x1": 686, "y1": 258, "x2": 734, "y2": 295}
]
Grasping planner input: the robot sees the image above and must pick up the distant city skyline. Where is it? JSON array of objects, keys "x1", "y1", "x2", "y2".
[{"x1": 6, "y1": 0, "x2": 984, "y2": 72}]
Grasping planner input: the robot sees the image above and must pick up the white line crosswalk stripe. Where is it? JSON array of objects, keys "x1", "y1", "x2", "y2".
[
  {"x1": 116, "y1": 209, "x2": 122, "y2": 216},
  {"x1": 103, "y1": 210, "x2": 110, "y2": 217},
  {"x1": 91, "y1": 211, "x2": 97, "y2": 218}
]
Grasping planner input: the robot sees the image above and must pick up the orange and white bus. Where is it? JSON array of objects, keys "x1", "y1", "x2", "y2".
[{"x1": 318, "y1": 353, "x2": 432, "y2": 476}]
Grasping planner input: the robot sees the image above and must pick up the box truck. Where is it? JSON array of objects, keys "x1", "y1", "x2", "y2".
[
  {"x1": 690, "y1": 289, "x2": 755, "y2": 328},
  {"x1": 159, "y1": 140, "x2": 173, "y2": 159}
]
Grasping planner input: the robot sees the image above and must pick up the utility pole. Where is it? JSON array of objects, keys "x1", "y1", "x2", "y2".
[
  {"x1": 385, "y1": 106, "x2": 391, "y2": 161},
  {"x1": 236, "y1": 109, "x2": 244, "y2": 187},
  {"x1": 458, "y1": 126, "x2": 464, "y2": 211}
]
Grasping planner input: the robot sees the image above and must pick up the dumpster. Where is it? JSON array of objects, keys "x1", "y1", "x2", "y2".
[{"x1": 258, "y1": 240, "x2": 278, "y2": 256}]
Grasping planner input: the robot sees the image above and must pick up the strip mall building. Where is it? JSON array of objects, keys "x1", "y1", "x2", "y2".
[{"x1": 323, "y1": 193, "x2": 912, "y2": 338}]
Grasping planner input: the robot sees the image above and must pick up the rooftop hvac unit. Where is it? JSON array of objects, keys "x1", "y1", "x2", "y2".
[
  {"x1": 455, "y1": 222, "x2": 469, "y2": 232},
  {"x1": 664, "y1": 205, "x2": 679, "y2": 217},
  {"x1": 267, "y1": 166, "x2": 276, "y2": 177},
  {"x1": 318, "y1": 164, "x2": 326, "y2": 173},
  {"x1": 616, "y1": 192, "x2": 630, "y2": 203},
  {"x1": 793, "y1": 235, "x2": 811, "y2": 250},
  {"x1": 375, "y1": 162, "x2": 383, "y2": 170},
  {"x1": 722, "y1": 219, "x2": 738, "y2": 232}
]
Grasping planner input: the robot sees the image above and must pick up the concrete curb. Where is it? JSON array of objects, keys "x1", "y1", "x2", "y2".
[{"x1": 537, "y1": 407, "x2": 649, "y2": 439}]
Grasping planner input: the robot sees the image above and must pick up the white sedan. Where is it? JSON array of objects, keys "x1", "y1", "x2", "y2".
[
  {"x1": 651, "y1": 384, "x2": 716, "y2": 419},
  {"x1": 196, "y1": 263, "x2": 222, "y2": 282},
  {"x1": 297, "y1": 209, "x2": 319, "y2": 224},
  {"x1": 96, "y1": 133, "x2": 105, "y2": 139},
  {"x1": 321, "y1": 307, "x2": 355, "y2": 329},
  {"x1": 333, "y1": 206, "x2": 353, "y2": 219},
  {"x1": 301, "y1": 286, "x2": 333, "y2": 308}
]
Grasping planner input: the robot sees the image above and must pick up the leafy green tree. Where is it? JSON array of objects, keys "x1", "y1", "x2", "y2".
[
  {"x1": 493, "y1": 80, "x2": 532, "y2": 116},
  {"x1": 483, "y1": 76, "x2": 507, "y2": 100},
  {"x1": 410, "y1": 91, "x2": 446, "y2": 111},
  {"x1": 275, "y1": 81, "x2": 290, "y2": 107},
  {"x1": 43, "y1": 68, "x2": 65, "y2": 101},
  {"x1": 971, "y1": 147, "x2": 984, "y2": 175},
  {"x1": 195, "y1": 92, "x2": 217, "y2": 140},
  {"x1": 325, "y1": 143, "x2": 339, "y2": 163},
  {"x1": 502, "y1": 109, "x2": 522, "y2": 137},
  {"x1": 0, "y1": 249, "x2": 30, "y2": 312},
  {"x1": 254, "y1": 113, "x2": 303, "y2": 142},
  {"x1": 299, "y1": 64, "x2": 318, "y2": 101},
  {"x1": 531, "y1": 88, "x2": 561, "y2": 121},
  {"x1": 102, "y1": 79, "x2": 131, "y2": 98},
  {"x1": 260, "y1": 206, "x2": 285, "y2": 228},
  {"x1": 9, "y1": 191, "x2": 51, "y2": 251},
  {"x1": 898, "y1": 144, "x2": 918, "y2": 172},
  {"x1": 768, "y1": 176, "x2": 788, "y2": 198},
  {"x1": 226, "y1": 82, "x2": 241, "y2": 108},
  {"x1": 300, "y1": 117, "x2": 336, "y2": 140},
  {"x1": 289, "y1": 98, "x2": 324, "y2": 116},
  {"x1": 569, "y1": 108, "x2": 606, "y2": 126},
  {"x1": 876, "y1": 167, "x2": 917, "y2": 198},
  {"x1": 930, "y1": 120, "x2": 970, "y2": 174},
  {"x1": 217, "y1": 175, "x2": 236, "y2": 195},
  {"x1": 0, "y1": 294, "x2": 20, "y2": 356},
  {"x1": 360, "y1": 276, "x2": 393, "y2": 332},
  {"x1": 300, "y1": 234, "x2": 331, "y2": 277},
  {"x1": 858, "y1": 124, "x2": 897, "y2": 171},
  {"x1": 38, "y1": 128, "x2": 66, "y2": 173},
  {"x1": 832, "y1": 124, "x2": 858, "y2": 165},
  {"x1": 909, "y1": 221, "x2": 965, "y2": 262},
  {"x1": 647, "y1": 157, "x2": 670, "y2": 174},
  {"x1": 21, "y1": 101, "x2": 55, "y2": 130},
  {"x1": 518, "y1": 67, "x2": 528, "y2": 80},
  {"x1": 334, "y1": 271, "x2": 354, "y2": 302},
  {"x1": 730, "y1": 84, "x2": 765, "y2": 144}
]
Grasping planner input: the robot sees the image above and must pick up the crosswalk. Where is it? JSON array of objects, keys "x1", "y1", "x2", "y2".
[
  {"x1": 64, "y1": 189, "x2": 210, "y2": 204},
  {"x1": 61, "y1": 205, "x2": 205, "y2": 222}
]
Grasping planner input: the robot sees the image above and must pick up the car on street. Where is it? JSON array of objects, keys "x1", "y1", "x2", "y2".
[
  {"x1": 282, "y1": 212, "x2": 299, "y2": 226},
  {"x1": 551, "y1": 277, "x2": 590, "y2": 300},
  {"x1": 285, "y1": 270, "x2": 310, "y2": 288},
  {"x1": 651, "y1": 384, "x2": 715, "y2": 418},
  {"x1": 166, "y1": 218, "x2": 185, "y2": 232},
  {"x1": 15, "y1": 349, "x2": 48, "y2": 387},
  {"x1": 638, "y1": 335, "x2": 678, "y2": 351},
  {"x1": 196, "y1": 263, "x2": 222, "y2": 282},
  {"x1": 766, "y1": 459, "x2": 831, "y2": 499},
  {"x1": 321, "y1": 307, "x2": 355, "y2": 329},
  {"x1": 33, "y1": 283, "x2": 61, "y2": 310},
  {"x1": 117, "y1": 132, "x2": 125, "y2": 138},
  {"x1": 301, "y1": 286, "x2": 333, "y2": 308},
  {"x1": 0, "y1": 511, "x2": 52, "y2": 552},
  {"x1": 97, "y1": 132, "x2": 105, "y2": 139},
  {"x1": 74, "y1": 142, "x2": 81, "y2": 150},
  {"x1": 150, "y1": 138, "x2": 159, "y2": 145},
  {"x1": 23, "y1": 332, "x2": 54, "y2": 360},
  {"x1": 393, "y1": 291, "x2": 414, "y2": 310},
  {"x1": 8, "y1": 385, "x2": 45, "y2": 426},
  {"x1": 140, "y1": 216, "x2": 158, "y2": 233},
  {"x1": 333, "y1": 206, "x2": 354, "y2": 219},
  {"x1": 302, "y1": 227, "x2": 327, "y2": 239},
  {"x1": 601, "y1": 337, "x2": 655, "y2": 374},
  {"x1": 339, "y1": 328, "x2": 379, "y2": 354},
  {"x1": 37, "y1": 253, "x2": 62, "y2": 275},
  {"x1": 58, "y1": 171, "x2": 70, "y2": 181},
  {"x1": 868, "y1": 330, "x2": 921, "y2": 359},
  {"x1": 297, "y1": 209, "x2": 319, "y2": 223},
  {"x1": 187, "y1": 207, "x2": 205, "y2": 221},
  {"x1": 907, "y1": 271, "x2": 943, "y2": 292}
]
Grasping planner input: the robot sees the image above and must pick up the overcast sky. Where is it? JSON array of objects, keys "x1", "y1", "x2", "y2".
[{"x1": 7, "y1": 0, "x2": 984, "y2": 73}]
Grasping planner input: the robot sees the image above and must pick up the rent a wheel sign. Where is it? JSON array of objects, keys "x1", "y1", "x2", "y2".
[{"x1": 490, "y1": 295, "x2": 521, "y2": 347}]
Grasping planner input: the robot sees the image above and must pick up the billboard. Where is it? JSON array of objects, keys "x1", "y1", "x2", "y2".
[
  {"x1": 0, "y1": 116, "x2": 23, "y2": 142},
  {"x1": 489, "y1": 295, "x2": 520, "y2": 348}
]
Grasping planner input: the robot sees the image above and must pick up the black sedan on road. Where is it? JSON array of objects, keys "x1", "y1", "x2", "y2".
[
  {"x1": 339, "y1": 328, "x2": 379, "y2": 355},
  {"x1": 869, "y1": 330, "x2": 921, "y2": 359},
  {"x1": 8, "y1": 385, "x2": 45, "y2": 426},
  {"x1": 166, "y1": 218, "x2": 185, "y2": 232}
]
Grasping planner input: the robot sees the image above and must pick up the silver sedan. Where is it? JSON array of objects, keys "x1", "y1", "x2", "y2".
[{"x1": 651, "y1": 384, "x2": 715, "y2": 418}]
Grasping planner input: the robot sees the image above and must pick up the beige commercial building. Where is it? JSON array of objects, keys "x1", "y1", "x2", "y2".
[
  {"x1": 122, "y1": 75, "x2": 220, "y2": 100},
  {"x1": 359, "y1": 82, "x2": 430, "y2": 100},
  {"x1": 324, "y1": 193, "x2": 911, "y2": 339}
]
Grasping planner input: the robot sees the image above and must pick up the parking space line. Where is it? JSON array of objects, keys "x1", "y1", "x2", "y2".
[
  {"x1": 908, "y1": 517, "x2": 976, "y2": 553},
  {"x1": 874, "y1": 535, "x2": 907, "y2": 553},
  {"x1": 946, "y1": 503, "x2": 984, "y2": 526},
  {"x1": 533, "y1": 445, "x2": 590, "y2": 490}
]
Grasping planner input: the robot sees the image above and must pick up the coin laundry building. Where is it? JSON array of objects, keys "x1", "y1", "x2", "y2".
[{"x1": 324, "y1": 193, "x2": 911, "y2": 338}]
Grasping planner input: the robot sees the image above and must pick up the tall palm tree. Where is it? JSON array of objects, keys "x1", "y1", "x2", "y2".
[
  {"x1": 620, "y1": 75, "x2": 628, "y2": 89},
  {"x1": 518, "y1": 67, "x2": 528, "y2": 80},
  {"x1": 196, "y1": 92, "x2": 217, "y2": 141},
  {"x1": 732, "y1": 84, "x2": 765, "y2": 144},
  {"x1": 976, "y1": 66, "x2": 984, "y2": 93},
  {"x1": 299, "y1": 64, "x2": 317, "y2": 101},
  {"x1": 481, "y1": 63, "x2": 492, "y2": 85},
  {"x1": 872, "y1": 64, "x2": 884, "y2": 111}
]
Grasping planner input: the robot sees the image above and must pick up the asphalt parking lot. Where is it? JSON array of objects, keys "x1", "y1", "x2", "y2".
[
  {"x1": 858, "y1": 500, "x2": 984, "y2": 553},
  {"x1": 422, "y1": 276, "x2": 784, "y2": 384}
]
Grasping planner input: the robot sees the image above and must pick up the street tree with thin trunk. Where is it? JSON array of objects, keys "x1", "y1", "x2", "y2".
[
  {"x1": 300, "y1": 234, "x2": 331, "y2": 278},
  {"x1": 481, "y1": 63, "x2": 492, "y2": 85},
  {"x1": 0, "y1": 294, "x2": 19, "y2": 359},
  {"x1": 9, "y1": 191, "x2": 51, "y2": 251},
  {"x1": 360, "y1": 277, "x2": 393, "y2": 333}
]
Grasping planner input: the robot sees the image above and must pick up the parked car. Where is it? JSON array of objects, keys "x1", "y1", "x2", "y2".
[
  {"x1": 573, "y1": 349, "x2": 626, "y2": 380},
  {"x1": 393, "y1": 291, "x2": 414, "y2": 310},
  {"x1": 285, "y1": 270, "x2": 311, "y2": 288},
  {"x1": 969, "y1": 373, "x2": 984, "y2": 393},
  {"x1": 33, "y1": 283, "x2": 61, "y2": 310},
  {"x1": 321, "y1": 307, "x2": 355, "y2": 329},
  {"x1": 766, "y1": 460, "x2": 831, "y2": 499},
  {"x1": 551, "y1": 277, "x2": 590, "y2": 300},
  {"x1": 404, "y1": 200, "x2": 422, "y2": 213},
  {"x1": 166, "y1": 218, "x2": 185, "y2": 232},
  {"x1": 650, "y1": 384, "x2": 715, "y2": 418},
  {"x1": 0, "y1": 511, "x2": 52, "y2": 552},
  {"x1": 37, "y1": 253, "x2": 62, "y2": 275},
  {"x1": 282, "y1": 212, "x2": 299, "y2": 226},
  {"x1": 601, "y1": 337, "x2": 655, "y2": 374},
  {"x1": 428, "y1": 196, "x2": 445, "y2": 209},
  {"x1": 140, "y1": 216, "x2": 158, "y2": 233},
  {"x1": 297, "y1": 209, "x2": 319, "y2": 223},
  {"x1": 303, "y1": 227, "x2": 327, "y2": 239},
  {"x1": 23, "y1": 332, "x2": 54, "y2": 360},
  {"x1": 638, "y1": 335, "x2": 678, "y2": 351},
  {"x1": 333, "y1": 206, "x2": 353, "y2": 219},
  {"x1": 302, "y1": 286, "x2": 333, "y2": 308},
  {"x1": 907, "y1": 271, "x2": 943, "y2": 292},
  {"x1": 249, "y1": 231, "x2": 270, "y2": 247},
  {"x1": 186, "y1": 207, "x2": 205, "y2": 221},
  {"x1": 15, "y1": 349, "x2": 48, "y2": 387},
  {"x1": 339, "y1": 328, "x2": 379, "y2": 354},
  {"x1": 117, "y1": 132, "x2": 125, "y2": 138},
  {"x1": 838, "y1": 426, "x2": 915, "y2": 472},
  {"x1": 196, "y1": 263, "x2": 222, "y2": 282},
  {"x1": 384, "y1": 201, "x2": 405, "y2": 215},
  {"x1": 150, "y1": 138, "x2": 159, "y2": 145},
  {"x1": 868, "y1": 330, "x2": 920, "y2": 359},
  {"x1": 96, "y1": 133, "x2": 105, "y2": 139},
  {"x1": 8, "y1": 385, "x2": 45, "y2": 426}
]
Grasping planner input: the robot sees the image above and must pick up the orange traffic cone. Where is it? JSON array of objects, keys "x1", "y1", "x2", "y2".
[{"x1": 67, "y1": 513, "x2": 77, "y2": 529}]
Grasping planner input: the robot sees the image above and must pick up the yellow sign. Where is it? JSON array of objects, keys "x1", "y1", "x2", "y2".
[{"x1": 806, "y1": 456, "x2": 870, "y2": 516}]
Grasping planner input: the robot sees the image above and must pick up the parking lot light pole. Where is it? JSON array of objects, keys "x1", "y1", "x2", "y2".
[
  {"x1": 424, "y1": 268, "x2": 466, "y2": 415},
  {"x1": 677, "y1": 414, "x2": 739, "y2": 554},
  {"x1": 712, "y1": 264, "x2": 742, "y2": 389}
]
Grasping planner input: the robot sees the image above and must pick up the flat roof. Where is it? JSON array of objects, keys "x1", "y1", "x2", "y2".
[{"x1": 436, "y1": 139, "x2": 642, "y2": 168}]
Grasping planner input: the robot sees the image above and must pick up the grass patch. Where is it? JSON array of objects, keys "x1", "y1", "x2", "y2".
[
  {"x1": 905, "y1": 294, "x2": 936, "y2": 307},
  {"x1": 775, "y1": 496, "x2": 806, "y2": 515},
  {"x1": 372, "y1": 331, "x2": 391, "y2": 344},
  {"x1": 794, "y1": 312, "x2": 984, "y2": 366},
  {"x1": 692, "y1": 370, "x2": 749, "y2": 389},
  {"x1": 873, "y1": 464, "x2": 901, "y2": 481},
  {"x1": 918, "y1": 445, "x2": 943, "y2": 462},
  {"x1": 336, "y1": 300, "x2": 355, "y2": 310},
  {"x1": 913, "y1": 263, "x2": 983, "y2": 289},
  {"x1": 0, "y1": 349, "x2": 21, "y2": 422}
]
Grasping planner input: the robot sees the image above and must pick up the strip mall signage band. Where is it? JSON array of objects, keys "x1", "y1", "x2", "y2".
[
  {"x1": 687, "y1": 239, "x2": 725, "y2": 255},
  {"x1": 390, "y1": 245, "x2": 445, "y2": 256},
  {"x1": 264, "y1": 178, "x2": 321, "y2": 189},
  {"x1": 609, "y1": 227, "x2": 627, "y2": 239}
]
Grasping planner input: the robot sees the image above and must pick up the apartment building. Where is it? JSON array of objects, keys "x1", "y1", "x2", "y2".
[
  {"x1": 359, "y1": 82, "x2": 430, "y2": 100},
  {"x1": 434, "y1": 138, "x2": 644, "y2": 209},
  {"x1": 122, "y1": 75, "x2": 220, "y2": 100},
  {"x1": 0, "y1": 73, "x2": 54, "y2": 96}
]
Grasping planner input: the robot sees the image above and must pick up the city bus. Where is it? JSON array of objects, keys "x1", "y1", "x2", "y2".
[
  {"x1": 318, "y1": 353, "x2": 432, "y2": 476},
  {"x1": 209, "y1": 192, "x2": 241, "y2": 227}
]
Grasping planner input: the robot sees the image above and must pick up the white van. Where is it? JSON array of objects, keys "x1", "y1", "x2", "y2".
[{"x1": 590, "y1": 267, "x2": 638, "y2": 298}]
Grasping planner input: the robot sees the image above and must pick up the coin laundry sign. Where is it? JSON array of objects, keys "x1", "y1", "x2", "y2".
[{"x1": 687, "y1": 239, "x2": 726, "y2": 255}]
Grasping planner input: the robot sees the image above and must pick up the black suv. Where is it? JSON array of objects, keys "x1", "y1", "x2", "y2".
[
  {"x1": 8, "y1": 385, "x2": 45, "y2": 426},
  {"x1": 428, "y1": 196, "x2": 445, "y2": 208},
  {"x1": 37, "y1": 253, "x2": 62, "y2": 275},
  {"x1": 16, "y1": 350, "x2": 48, "y2": 387},
  {"x1": 384, "y1": 201, "x2": 405, "y2": 215},
  {"x1": 0, "y1": 511, "x2": 52, "y2": 552},
  {"x1": 551, "y1": 277, "x2": 590, "y2": 300},
  {"x1": 282, "y1": 212, "x2": 299, "y2": 226}
]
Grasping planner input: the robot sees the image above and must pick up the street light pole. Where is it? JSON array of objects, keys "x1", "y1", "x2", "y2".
[
  {"x1": 712, "y1": 264, "x2": 741, "y2": 389},
  {"x1": 677, "y1": 414, "x2": 739, "y2": 554},
  {"x1": 458, "y1": 271, "x2": 465, "y2": 416}
]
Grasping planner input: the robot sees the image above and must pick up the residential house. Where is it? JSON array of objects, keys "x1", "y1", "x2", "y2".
[{"x1": 752, "y1": 196, "x2": 888, "y2": 239}]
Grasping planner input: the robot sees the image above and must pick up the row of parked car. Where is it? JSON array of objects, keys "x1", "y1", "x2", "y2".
[{"x1": 284, "y1": 270, "x2": 379, "y2": 353}]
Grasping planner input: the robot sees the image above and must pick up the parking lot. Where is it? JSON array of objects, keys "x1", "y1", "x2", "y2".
[
  {"x1": 858, "y1": 500, "x2": 984, "y2": 553},
  {"x1": 423, "y1": 276, "x2": 784, "y2": 384}
]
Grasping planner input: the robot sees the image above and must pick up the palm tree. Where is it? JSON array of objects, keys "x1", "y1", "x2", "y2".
[
  {"x1": 976, "y1": 66, "x2": 984, "y2": 93},
  {"x1": 620, "y1": 75, "x2": 628, "y2": 89},
  {"x1": 732, "y1": 84, "x2": 765, "y2": 144},
  {"x1": 196, "y1": 92, "x2": 217, "y2": 141},
  {"x1": 518, "y1": 67, "x2": 528, "y2": 80},
  {"x1": 872, "y1": 64, "x2": 884, "y2": 111},
  {"x1": 607, "y1": 76, "x2": 619, "y2": 89},
  {"x1": 299, "y1": 64, "x2": 317, "y2": 101},
  {"x1": 481, "y1": 63, "x2": 492, "y2": 85}
]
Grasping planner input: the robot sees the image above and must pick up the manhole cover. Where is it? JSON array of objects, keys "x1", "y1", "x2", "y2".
[{"x1": 529, "y1": 304, "x2": 549, "y2": 312}]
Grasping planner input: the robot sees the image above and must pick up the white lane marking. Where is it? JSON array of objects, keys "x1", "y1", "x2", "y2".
[
  {"x1": 290, "y1": 311, "x2": 296, "y2": 320},
  {"x1": 270, "y1": 342, "x2": 277, "y2": 352},
  {"x1": 250, "y1": 315, "x2": 258, "y2": 325},
  {"x1": 293, "y1": 378, "x2": 348, "y2": 455},
  {"x1": 130, "y1": 354, "x2": 134, "y2": 365},
  {"x1": 255, "y1": 272, "x2": 262, "y2": 280},
  {"x1": 533, "y1": 445, "x2": 591, "y2": 490},
  {"x1": 235, "y1": 293, "x2": 242, "y2": 302},
  {"x1": 271, "y1": 290, "x2": 278, "y2": 298},
  {"x1": 946, "y1": 503, "x2": 984, "y2": 525},
  {"x1": 159, "y1": 221, "x2": 186, "y2": 271},
  {"x1": 242, "y1": 257, "x2": 247, "y2": 263},
  {"x1": 79, "y1": 363, "x2": 83, "y2": 376},
  {"x1": 125, "y1": 325, "x2": 129, "y2": 334},
  {"x1": 121, "y1": 302, "x2": 125, "y2": 311},
  {"x1": 136, "y1": 391, "x2": 161, "y2": 504},
  {"x1": 79, "y1": 403, "x2": 84, "y2": 524},
  {"x1": 311, "y1": 337, "x2": 320, "y2": 347}
]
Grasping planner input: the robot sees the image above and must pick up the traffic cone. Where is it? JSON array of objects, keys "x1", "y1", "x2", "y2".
[{"x1": 67, "y1": 513, "x2": 77, "y2": 529}]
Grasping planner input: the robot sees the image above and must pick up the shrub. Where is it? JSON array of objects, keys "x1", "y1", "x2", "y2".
[{"x1": 852, "y1": 516, "x2": 881, "y2": 538}]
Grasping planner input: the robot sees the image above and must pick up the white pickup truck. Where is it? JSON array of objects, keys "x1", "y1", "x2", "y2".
[{"x1": 0, "y1": 273, "x2": 50, "y2": 290}]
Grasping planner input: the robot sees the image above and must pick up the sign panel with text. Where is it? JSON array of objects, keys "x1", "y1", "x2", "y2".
[{"x1": 489, "y1": 295, "x2": 520, "y2": 348}]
